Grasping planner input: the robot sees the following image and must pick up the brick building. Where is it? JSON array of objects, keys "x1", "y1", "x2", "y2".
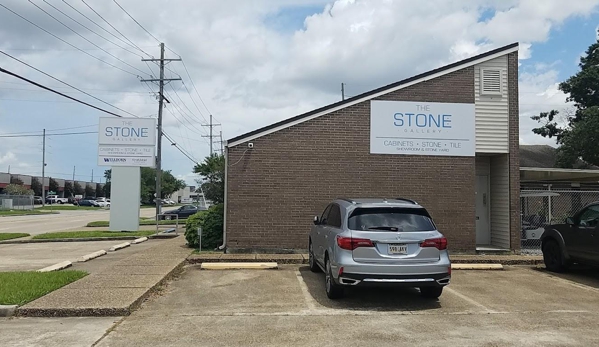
[{"x1": 224, "y1": 43, "x2": 521, "y2": 254}]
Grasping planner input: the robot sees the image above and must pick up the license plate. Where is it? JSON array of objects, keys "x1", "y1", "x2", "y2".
[{"x1": 388, "y1": 244, "x2": 408, "y2": 255}]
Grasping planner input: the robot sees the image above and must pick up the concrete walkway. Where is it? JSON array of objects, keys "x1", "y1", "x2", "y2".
[
  {"x1": 188, "y1": 253, "x2": 543, "y2": 265},
  {"x1": 17, "y1": 236, "x2": 192, "y2": 317}
]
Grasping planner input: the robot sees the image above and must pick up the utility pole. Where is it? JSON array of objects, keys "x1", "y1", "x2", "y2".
[
  {"x1": 72, "y1": 166, "x2": 75, "y2": 181},
  {"x1": 202, "y1": 114, "x2": 221, "y2": 156},
  {"x1": 219, "y1": 131, "x2": 223, "y2": 155},
  {"x1": 341, "y1": 83, "x2": 345, "y2": 101},
  {"x1": 7, "y1": 165, "x2": 9, "y2": 174},
  {"x1": 141, "y1": 43, "x2": 181, "y2": 217},
  {"x1": 91, "y1": 169, "x2": 94, "y2": 183},
  {"x1": 41, "y1": 129, "x2": 46, "y2": 207}
]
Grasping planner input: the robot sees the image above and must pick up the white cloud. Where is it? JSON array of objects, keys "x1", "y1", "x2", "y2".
[
  {"x1": 0, "y1": 0, "x2": 597, "y2": 179},
  {"x1": 0, "y1": 151, "x2": 16, "y2": 165}
]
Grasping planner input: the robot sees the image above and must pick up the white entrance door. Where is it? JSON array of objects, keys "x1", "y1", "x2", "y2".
[{"x1": 476, "y1": 175, "x2": 490, "y2": 245}]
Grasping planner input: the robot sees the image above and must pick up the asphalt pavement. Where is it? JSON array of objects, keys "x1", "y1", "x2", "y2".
[
  {"x1": 0, "y1": 209, "x2": 157, "y2": 236},
  {"x1": 4, "y1": 263, "x2": 599, "y2": 346}
]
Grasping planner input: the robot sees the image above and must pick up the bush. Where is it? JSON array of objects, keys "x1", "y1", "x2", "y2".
[{"x1": 184, "y1": 204, "x2": 223, "y2": 249}]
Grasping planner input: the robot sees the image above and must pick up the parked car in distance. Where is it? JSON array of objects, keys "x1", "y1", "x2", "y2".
[
  {"x1": 159, "y1": 204, "x2": 205, "y2": 220},
  {"x1": 45, "y1": 195, "x2": 69, "y2": 204},
  {"x1": 33, "y1": 196, "x2": 43, "y2": 205},
  {"x1": 77, "y1": 198, "x2": 100, "y2": 207},
  {"x1": 541, "y1": 202, "x2": 599, "y2": 272},
  {"x1": 95, "y1": 197, "x2": 110, "y2": 207},
  {"x1": 308, "y1": 198, "x2": 451, "y2": 300}
]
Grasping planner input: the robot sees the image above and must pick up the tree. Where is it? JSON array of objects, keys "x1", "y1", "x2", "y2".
[
  {"x1": 103, "y1": 170, "x2": 111, "y2": 197},
  {"x1": 95, "y1": 183, "x2": 104, "y2": 198},
  {"x1": 193, "y1": 154, "x2": 224, "y2": 204},
  {"x1": 64, "y1": 181, "x2": 74, "y2": 197},
  {"x1": 532, "y1": 37, "x2": 599, "y2": 167},
  {"x1": 49, "y1": 178, "x2": 59, "y2": 194},
  {"x1": 84, "y1": 185, "x2": 95, "y2": 197},
  {"x1": 74, "y1": 182, "x2": 84, "y2": 196},
  {"x1": 5, "y1": 184, "x2": 33, "y2": 196},
  {"x1": 10, "y1": 176, "x2": 23, "y2": 185},
  {"x1": 31, "y1": 177, "x2": 42, "y2": 196},
  {"x1": 103, "y1": 168, "x2": 185, "y2": 203}
]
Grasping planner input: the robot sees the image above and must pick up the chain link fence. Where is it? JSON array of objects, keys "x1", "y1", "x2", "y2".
[
  {"x1": 0, "y1": 194, "x2": 34, "y2": 210},
  {"x1": 520, "y1": 189, "x2": 599, "y2": 254}
]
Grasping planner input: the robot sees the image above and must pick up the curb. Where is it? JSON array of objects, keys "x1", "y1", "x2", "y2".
[
  {"x1": 0, "y1": 233, "x2": 177, "y2": 245},
  {"x1": 0, "y1": 305, "x2": 18, "y2": 317},
  {"x1": 201, "y1": 262, "x2": 278, "y2": 270},
  {"x1": 132, "y1": 237, "x2": 148, "y2": 244},
  {"x1": 109, "y1": 242, "x2": 130, "y2": 252},
  {"x1": 37, "y1": 261, "x2": 72, "y2": 272},
  {"x1": 451, "y1": 264, "x2": 504, "y2": 270},
  {"x1": 77, "y1": 250, "x2": 107, "y2": 262}
]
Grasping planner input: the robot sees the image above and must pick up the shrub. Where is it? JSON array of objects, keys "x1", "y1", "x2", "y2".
[
  {"x1": 184, "y1": 204, "x2": 223, "y2": 249},
  {"x1": 184, "y1": 210, "x2": 206, "y2": 247}
]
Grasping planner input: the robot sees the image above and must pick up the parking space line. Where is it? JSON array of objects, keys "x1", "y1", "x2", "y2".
[
  {"x1": 444, "y1": 287, "x2": 496, "y2": 313},
  {"x1": 295, "y1": 270, "x2": 317, "y2": 311}
]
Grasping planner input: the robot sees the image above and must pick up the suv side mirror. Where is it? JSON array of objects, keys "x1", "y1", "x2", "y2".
[
  {"x1": 313, "y1": 216, "x2": 320, "y2": 225},
  {"x1": 566, "y1": 217, "x2": 575, "y2": 225}
]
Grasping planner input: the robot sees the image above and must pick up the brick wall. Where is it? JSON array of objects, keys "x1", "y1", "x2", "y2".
[
  {"x1": 507, "y1": 51, "x2": 521, "y2": 252},
  {"x1": 226, "y1": 66, "x2": 485, "y2": 252}
]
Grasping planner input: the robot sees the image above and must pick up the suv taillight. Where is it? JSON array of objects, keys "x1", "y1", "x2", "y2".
[
  {"x1": 420, "y1": 237, "x2": 447, "y2": 250},
  {"x1": 336, "y1": 236, "x2": 374, "y2": 250}
]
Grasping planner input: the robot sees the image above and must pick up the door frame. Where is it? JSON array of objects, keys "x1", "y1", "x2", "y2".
[{"x1": 475, "y1": 175, "x2": 491, "y2": 245}]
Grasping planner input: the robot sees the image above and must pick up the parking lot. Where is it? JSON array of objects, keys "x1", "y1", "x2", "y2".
[{"x1": 85, "y1": 264, "x2": 599, "y2": 347}]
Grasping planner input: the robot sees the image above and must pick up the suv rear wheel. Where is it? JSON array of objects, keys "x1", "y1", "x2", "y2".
[
  {"x1": 420, "y1": 286, "x2": 443, "y2": 299},
  {"x1": 325, "y1": 257, "x2": 344, "y2": 299}
]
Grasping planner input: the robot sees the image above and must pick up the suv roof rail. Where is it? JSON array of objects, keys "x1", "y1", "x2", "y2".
[
  {"x1": 338, "y1": 198, "x2": 356, "y2": 204},
  {"x1": 395, "y1": 197, "x2": 418, "y2": 204}
]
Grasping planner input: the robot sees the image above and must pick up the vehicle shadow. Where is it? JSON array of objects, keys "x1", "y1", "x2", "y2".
[
  {"x1": 298, "y1": 266, "x2": 442, "y2": 311},
  {"x1": 533, "y1": 264, "x2": 599, "y2": 289}
]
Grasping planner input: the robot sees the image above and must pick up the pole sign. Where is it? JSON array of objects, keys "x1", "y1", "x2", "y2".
[
  {"x1": 370, "y1": 100, "x2": 475, "y2": 156},
  {"x1": 98, "y1": 117, "x2": 157, "y2": 167}
]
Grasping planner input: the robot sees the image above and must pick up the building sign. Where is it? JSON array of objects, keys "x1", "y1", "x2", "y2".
[
  {"x1": 370, "y1": 100, "x2": 475, "y2": 156},
  {"x1": 98, "y1": 117, "x2": 156, "y2": 167}
]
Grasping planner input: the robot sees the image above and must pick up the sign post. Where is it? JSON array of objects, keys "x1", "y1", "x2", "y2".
[{"x1": 98, "y1": 117, "x2": 157, "y2": 231}]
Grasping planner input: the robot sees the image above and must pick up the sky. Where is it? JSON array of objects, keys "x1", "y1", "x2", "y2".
[{"x1": 0, "y1": 0, "x2": 598, "y2": 185}]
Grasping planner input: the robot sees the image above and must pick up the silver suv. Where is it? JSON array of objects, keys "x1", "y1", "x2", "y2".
[{"x1": 308, "y1": 198, "x2": 451, "y2": 299}]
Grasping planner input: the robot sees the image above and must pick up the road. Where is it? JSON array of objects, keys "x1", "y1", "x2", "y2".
[{"x1": 0, "y1": 209, "x2": 157, "y2": 236}]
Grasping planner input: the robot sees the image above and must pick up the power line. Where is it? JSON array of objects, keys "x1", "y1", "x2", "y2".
[
  {"x1": 76, "y1": 0, "x2": 153, "y2": 58},
  {"x1": 0, "y1": 3, "x2": 139, "y2": 77},
  {"x1": 1, "y1": 51, "x2": 141, "y2": 117},
  {"x1": 167, "y1": 84, "x2": 209, "y2": 130},
  {"x1": 163, "y1": 131, "x2": 198, "y2": 164},
  {"x1": 28, "y1": 0, "x2": 150, "y2": 77},
  {"x1": 0, "y1": 124, "x2": 97, "y2": 137},
  {"x1": 180, "y1": 60, "x2": 216, "y2": 121},
  {"x1": 0, "y1": 80, "x2": 150, "y2": 94},
  {"x1": 0, "y1": 131, "x2": 97, "y2": 138},
  {"x1": 42, "y1": 0, "x2": 144, "y2": 59},
  {"x1": 0, "y1": 66, "x2": 125, "y2": 118},
  {"x1": 112, "y1": 0, "x2": 161, "y2": 43}
]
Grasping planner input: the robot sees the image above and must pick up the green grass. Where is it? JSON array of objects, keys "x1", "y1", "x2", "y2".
[
  {"x1": 0, "y1": 210, "x2": 55, "y2": 216},
  {"x1": 0, "y1": 233, "x2": 30, "y2": 241},
  {"x1": 86, "y1": 219, "x2": 178, "y2": 227},
  {"x1": 32, "y1": 230, "x2": 157, "y2": 240},
  {"x1": 38, "y1": 205, "x2": 103, "y2": 211},
  {"x1": 0, "y1": 270, "x2": 88, "y2": 305}
]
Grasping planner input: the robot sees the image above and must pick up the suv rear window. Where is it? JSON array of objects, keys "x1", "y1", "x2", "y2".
[{"x1": 348, "y1": 207, "x2": 436, "y2": 232}]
